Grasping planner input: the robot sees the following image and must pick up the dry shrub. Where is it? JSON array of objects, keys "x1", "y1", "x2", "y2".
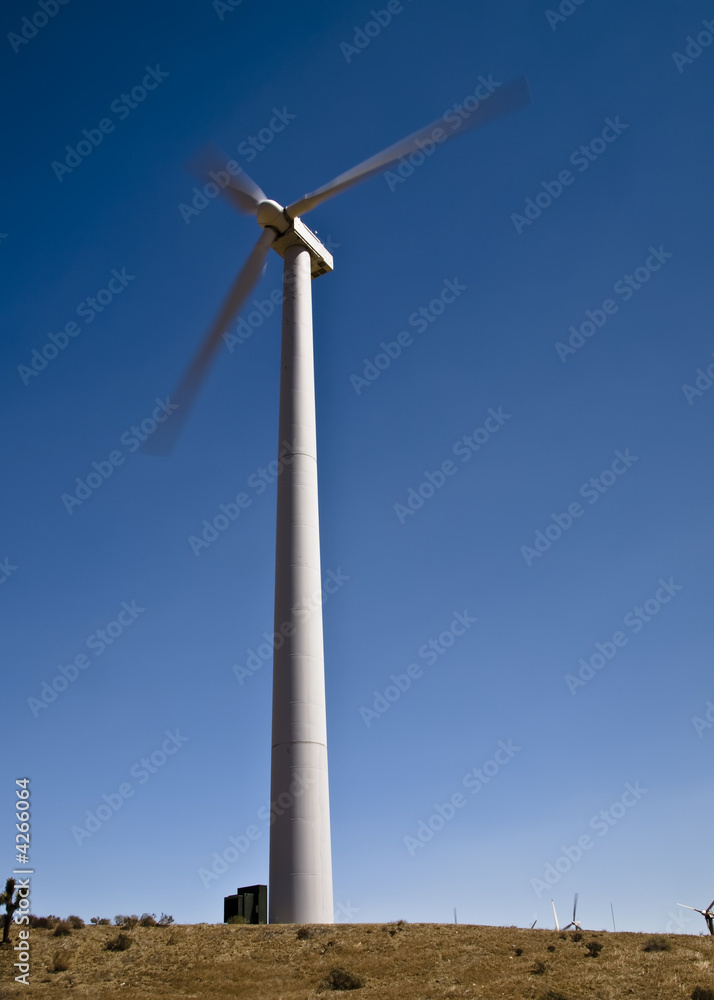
[
  {"x1": 540, "y1": 992, "x2": 573, "y2": 1000},
  {"x1": 643, "y1": 935, "x2": 671, "y2": 952},
  {"x1": 531, "y1": 960, "x2": 547, "y2": 975},
  {"x1": 49, "y1": 950, "x2": 71, "y2": 973},
  {"x1": 513, "y1": 947, "x2": 523, "y2": 956},
  {"x1": 585, "y1": 940, "x2": 603, "y2": 957},
  {"x1": 139, "y1": 913, "x2": 158, "y2": 927},
  {"x1": 296, "y1": 926, "x2": 313, "y2": 939},
  {"x1": 105, "y1": 932, "x2": 132, "y2": 951},
  {"x1": 67, "y1": 915, "x2": 85, "y2": 929},
  {"x1": 227, "y1": 915, "x2": 248, "y2": 925},
  {"x1": 90, "y1": 916, "x2": 110, "y2": 925},
  {"x1": 52, "y1": 922, "x2": 71, "y2": 937},
  {"x1": 692, "y1": 989, "x2": 714, "y2": 1000},
  {"x1": 322, "y1": 966, "x2": 365, "y2": 990},
  {"x1": 570, "y1": 931, "x2": 583, "y2": 942}
]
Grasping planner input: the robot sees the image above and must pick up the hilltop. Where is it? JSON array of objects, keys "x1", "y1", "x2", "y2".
[{"x1": 0, "y1": 920, "x2": 712, "y2": 998}]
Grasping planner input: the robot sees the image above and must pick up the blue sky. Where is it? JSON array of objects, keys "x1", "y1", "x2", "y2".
[{"x1": 2, "y1": 0, "x2": 713, "y2": 933}]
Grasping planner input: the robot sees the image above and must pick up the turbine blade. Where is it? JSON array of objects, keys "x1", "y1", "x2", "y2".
[
  {"x1": 551, "y1": 900, "x2": 559, "y2": 931},
  {"x1": 189, "y1": 143, "x2": 267, "y2": 215},
  {"x1": 285, "y1": 75, "x2": 531, "y2": 218},
  {"x1": 677, "y1": 904, "x2": 704, "y2": 913},
  {"x1": 708, "y1": 900, "x2": 714, "y2": 913},
  {"x1": 145, "y1": 228, "x2": 275, "y2": 455},
  {"x1": 573, "y1": 893, "x2": 579, "y2": 921}
]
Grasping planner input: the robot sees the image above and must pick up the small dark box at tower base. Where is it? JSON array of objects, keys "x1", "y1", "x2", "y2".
[{"x1": 224, "y1": 884, "x2": 267, "y2": 924}]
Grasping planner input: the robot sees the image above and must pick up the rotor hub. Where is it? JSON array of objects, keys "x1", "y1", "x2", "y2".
[{"x1": 256, "y1": 199, "x2": 290, "y2": 233}]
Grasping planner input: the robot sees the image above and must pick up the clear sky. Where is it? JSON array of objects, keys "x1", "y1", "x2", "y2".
[{"x1": 2, "y1": 0, "x2": 713, "y2": 934}]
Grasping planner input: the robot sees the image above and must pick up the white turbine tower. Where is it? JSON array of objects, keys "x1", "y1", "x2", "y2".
[{"x1": 153, "y1": 76, "x2": 531, "y2": 923}]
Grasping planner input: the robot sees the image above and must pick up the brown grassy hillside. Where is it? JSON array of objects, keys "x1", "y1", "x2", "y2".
[{"x1": 1, "y1": 921, "x2": 712, "y2": 999}]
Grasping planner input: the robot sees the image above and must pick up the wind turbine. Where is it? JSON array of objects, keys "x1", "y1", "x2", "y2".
[
  {"x1": 562, "y1": 893, "x2": 582, "y2": 932},
  {"x1": 677, "y1": 900, "x2": 714, "y2": 935},
  {"x1": 155, "y1": 76, "x2": 531, "y2": 924}
]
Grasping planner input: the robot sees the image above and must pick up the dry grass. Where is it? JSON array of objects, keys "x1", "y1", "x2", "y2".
[{"x1": 0, "y1": 921, "x2": 712, "y2": 998}]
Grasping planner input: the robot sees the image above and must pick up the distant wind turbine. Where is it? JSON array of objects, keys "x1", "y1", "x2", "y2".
[
  {"x1": 677, "y1": 900, "x2": 714, "y2": 935},
  {"x1": 562, "y1": 893, "x2": 582, "y2": 931}
]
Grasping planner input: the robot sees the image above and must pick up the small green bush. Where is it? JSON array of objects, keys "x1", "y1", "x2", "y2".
[{"x1": 105, "y1": 932, "x2": 132, "y2": 952}]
